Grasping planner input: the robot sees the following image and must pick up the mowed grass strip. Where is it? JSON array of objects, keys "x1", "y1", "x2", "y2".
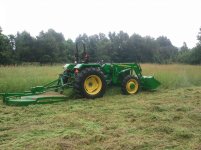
[{"x1": 0, "y1": 87, "x2": 201, "y2": 149}]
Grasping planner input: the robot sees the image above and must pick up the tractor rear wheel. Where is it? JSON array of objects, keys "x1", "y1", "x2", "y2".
[
  {"x1": 74, "y1": 68, "x2": 106, "y2": 99},
  {"x1": 121, "y1": 75, "x2": 140, "y2": 95}
]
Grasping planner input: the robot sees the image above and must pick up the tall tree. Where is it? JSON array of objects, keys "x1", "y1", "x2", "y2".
[
  {"x1": 15, "y1": 31, "x2": 36, "y2": 62},
  {"x1": 189, "y1": 27, "x2": 201, "y2": 64},
  {"x1": 108, "y1": 31, "x2": 129, "y2": 62},
  {"x1": 197, "y1": 27, "x2": 201, "y2": 44},
  {"x1": 0, "y1": 26, "x2": 2, "y2": 34},
  {"x1": 65, "y1": 39, "x2": 75, "y2": 62},
  {"x1": 155, "y1": 36, "x2": 178, "y2": 63},
  {"x1": 97, "y1": 33, "x2": 111, "y2": 62},
  {"x1": 128, "y1": 34, "x2": 144, "y2": 62},
  {"x1": 0, "y1": 27, "x2": 14, "y2": 64},
  {"x1": 180, "y1": 42, "x2": 188, "y2": 51},
  {"x1": 36, "y1": 29, "x2": 66, "y2": 63},
  {"x1": 177, "y1": 42, "x2": 190, "y2": 63},
  {"x1": 188, "y1": 46, "x2": 201, "y2": 64}
]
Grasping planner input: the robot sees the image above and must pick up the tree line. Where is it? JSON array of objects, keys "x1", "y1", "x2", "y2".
[{"x1": 0, "y1": 26, "x2": 201, "y2": 65}]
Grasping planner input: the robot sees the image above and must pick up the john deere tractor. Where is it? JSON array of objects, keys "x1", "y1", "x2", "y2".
[{"x1": 0, "y1": 41, "x2": 160, "y2": 105}]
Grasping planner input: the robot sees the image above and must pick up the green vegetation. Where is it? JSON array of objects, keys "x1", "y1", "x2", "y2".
[
  {"x1": 1, "y1": 26, "x2": 201, "y2": 65},
  {"x1": 0, "y1": 64, "x2": 200, "y2": 93},
  {"x1": 0, "y1": 64, "x2": 201, "y2": 149},
  {"x1": 142, "y1": 64, "x2": 201, "y2": 89},
  {"x1": 0, "y1": 65, "x2": 62, "y2": 93}
]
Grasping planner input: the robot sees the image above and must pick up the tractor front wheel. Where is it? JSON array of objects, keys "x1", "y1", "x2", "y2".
[
  {"x1": 121, "y1": 75, "x2": 140, "y2": 95},
  {"x1": 74, "y1": 68, "x2": 106, "y2": 99}
]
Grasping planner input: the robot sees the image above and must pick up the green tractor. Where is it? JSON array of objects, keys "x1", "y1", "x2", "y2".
[{"x1": 0, "y1": 41, "x2": 160, "y2": 105}]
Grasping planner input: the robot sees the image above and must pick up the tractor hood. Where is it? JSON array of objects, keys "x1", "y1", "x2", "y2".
[
  {"x1": 63, "y1": 64, "x2": 70, "y2": 70},
  {"x1": 63, "y1": 64, "x2": 77, "y2": 70}
]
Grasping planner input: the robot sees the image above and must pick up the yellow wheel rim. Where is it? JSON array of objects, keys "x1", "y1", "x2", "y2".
[
  {"x1": 84, "y1": 75, "x2": 102, "y2": 95},
  {"x1": 126, "y1": 79, "x2": 139, "y2": 94}
]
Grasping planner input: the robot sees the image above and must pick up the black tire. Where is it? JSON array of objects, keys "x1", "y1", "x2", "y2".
[
  {"x1": 74, "y1": 68, "x2": 106, "y2": 99},
  {"x1": 121, "y1": 75, "x2": 140, "y2": 95}
]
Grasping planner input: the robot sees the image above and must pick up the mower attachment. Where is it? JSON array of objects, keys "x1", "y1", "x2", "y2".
[
  {"x1": 2, "y1": 92, "x2": 67, "y2": 106},
  {"x1": 0, "y1": 75, "x2": 68, "y2": 106}
]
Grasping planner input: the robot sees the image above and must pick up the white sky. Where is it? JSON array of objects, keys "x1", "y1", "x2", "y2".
[{"x1": 0, "y1": 0, "x2": 201, "y2": 48}]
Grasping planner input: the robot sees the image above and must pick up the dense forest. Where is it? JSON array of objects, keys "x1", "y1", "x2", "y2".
[{"x1": 0, "y1": 26, "x2": 201, "y2": 65}]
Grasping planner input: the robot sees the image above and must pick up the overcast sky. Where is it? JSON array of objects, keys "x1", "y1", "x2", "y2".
[{"x1": 1, "y1": 0, "x2": 201, "y2": 48}]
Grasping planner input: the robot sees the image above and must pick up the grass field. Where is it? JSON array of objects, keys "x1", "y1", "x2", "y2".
[{"x1": 0, "y1": 64, "x2": 201, "y2": 149}]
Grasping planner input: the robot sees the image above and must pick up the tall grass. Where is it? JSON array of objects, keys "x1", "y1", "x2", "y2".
[
  {"x1": 0, "y1": 64, "x2": 201, "y2": 92},
  {"x1": 141, "y1": 64, "x2": 201, "y2": 89},
  {"x1": 0, "y1": 65, "x2": 63, "y2": 93}
]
